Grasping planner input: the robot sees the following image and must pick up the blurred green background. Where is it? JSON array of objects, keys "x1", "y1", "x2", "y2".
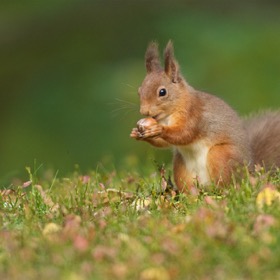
[{"x1": 1, "y1": 1, "x2": 280, "y2": 181}]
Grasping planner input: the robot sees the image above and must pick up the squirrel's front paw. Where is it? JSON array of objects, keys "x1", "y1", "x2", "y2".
[
  {"x1": 140, "y1": 123, "x2": 163, "y2": 138},
  {"x1": 130, "y1": 128, "x2": 142, "y2": 140}
]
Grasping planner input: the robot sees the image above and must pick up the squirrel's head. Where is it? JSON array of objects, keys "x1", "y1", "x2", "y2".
[{"x1": 138, "y1": 41, "x2": 189, "y2": 122}]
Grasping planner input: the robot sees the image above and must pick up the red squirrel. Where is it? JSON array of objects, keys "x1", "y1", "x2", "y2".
[{"x1": 130, "y1": 41, "x2": 280, "y2": 192}]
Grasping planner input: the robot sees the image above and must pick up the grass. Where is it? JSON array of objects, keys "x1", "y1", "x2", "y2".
[{"x1": 1, "y1": 163, "x2": 280, "y2": 280}]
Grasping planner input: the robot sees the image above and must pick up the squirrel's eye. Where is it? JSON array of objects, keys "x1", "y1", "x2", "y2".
[{"x1": 159, "y1": 88, "x2": 167, "y2": 97}]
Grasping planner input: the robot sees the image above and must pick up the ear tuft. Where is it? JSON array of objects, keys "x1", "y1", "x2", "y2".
[
  {"x1": 164, "y1": 40, "x2": 181, "y2": 83},
  {"x1": 145, "y1": 41, "x2": 162, "y2": 73}
]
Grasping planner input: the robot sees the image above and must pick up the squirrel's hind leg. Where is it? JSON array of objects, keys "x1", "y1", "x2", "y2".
[
  {"x1": 207, "y1": 144, "x2": 243, "y2": 186},
  {"x1": 173, "y1": 152, "x2": 194, "y2": 193}
]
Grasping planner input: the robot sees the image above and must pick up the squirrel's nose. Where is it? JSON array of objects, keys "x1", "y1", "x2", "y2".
[{"x1": 140, "y1": 107, "x2": 150, "y2": 116}]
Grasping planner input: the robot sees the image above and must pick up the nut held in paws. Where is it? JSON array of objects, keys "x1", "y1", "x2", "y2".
[{"x1": 137, "y1": 118, "x2": 157, "y2": 133}]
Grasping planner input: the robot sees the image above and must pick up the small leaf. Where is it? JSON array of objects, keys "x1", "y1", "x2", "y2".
[{"x1": 22, "y1": 180, "x2": 32, "y2": 188}]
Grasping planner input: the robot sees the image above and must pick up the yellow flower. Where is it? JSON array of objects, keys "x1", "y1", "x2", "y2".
[
  {"x1": 140, "y1": 266, "x2": 170, "y2": 280},
  {"x1": 42, "y1": 223, "x2": 61, "y2": 237},
  {"x1": 256, "y1": 187, "x2": 280, "y2": 209}
]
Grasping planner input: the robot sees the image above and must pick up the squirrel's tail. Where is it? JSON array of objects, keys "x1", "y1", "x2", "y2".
[{"x1": 244, "y1": 111, "x2": 280, "y2": 170}]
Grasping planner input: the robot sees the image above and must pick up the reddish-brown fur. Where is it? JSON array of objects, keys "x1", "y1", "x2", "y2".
[
  {"x1": 130, "y1": 41, "x2": 280, "y2": 192},
  {"x1": 207, "y1": 143, "x2": 243, "y2": 185},
  {"x1": 173, "y1": 151, "x2": 193, "y2": 192}
]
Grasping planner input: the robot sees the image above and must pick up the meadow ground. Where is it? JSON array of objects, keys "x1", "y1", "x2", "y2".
[{"x1": 1, "y1": 163, "x2": 280, "y2": 280}]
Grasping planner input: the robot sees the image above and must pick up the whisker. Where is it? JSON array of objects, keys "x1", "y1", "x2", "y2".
[
  {"x1": 107, "y1": 100, "x2": 137, "y2": 110},
  {"x1": 111, "y1": 106, "x2": 137, "y2": 114},
  {"x1": 123, "y1": 108, "x2": 137, "y2": 117},
  {"x1": 111, "y1": 110, "x2": 137, "y2": 120},
  {"x1": 121, "y1": 83, "x2": 136, "y2": 89},
  {"x1": 111, "y1": 106, "x2": 133, "y2": 114},
  {"x1": 111, "y1": 102, "x2": 135, "y2": 110},
  {"x1": 109, "y1": 95, "x2": 139, "y2": 120},
  {"x1": 114, "y1": 98, "x2": 137, "y2": 106}
]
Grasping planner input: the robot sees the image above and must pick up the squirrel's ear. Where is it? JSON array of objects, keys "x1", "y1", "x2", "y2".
[
  {"x1": 164, "y1": 40, "x2": 181, "y2": 83},
  {"x1": 145, "y1": 41, "x2": 161, "y2": 73}
]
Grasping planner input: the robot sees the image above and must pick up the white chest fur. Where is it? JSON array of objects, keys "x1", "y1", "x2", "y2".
[{"x1": 175, "y1": 141, "x2": 210, "y2": 185}]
